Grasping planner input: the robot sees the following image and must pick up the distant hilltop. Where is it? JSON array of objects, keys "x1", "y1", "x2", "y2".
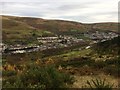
[{"x1": 1, "y1": 15, "x2": 118, "y2": 45}]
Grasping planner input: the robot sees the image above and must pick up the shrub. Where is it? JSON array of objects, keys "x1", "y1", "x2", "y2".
[
  {"x1": 3, "y1": 70, "x2": 17, "y2": 77},
  {"x1": 3, "y1": 65, "x2": 74, "y2": 89},
  {"x1": 86, "y1": 78, "x2": 114, "y2": 89}
]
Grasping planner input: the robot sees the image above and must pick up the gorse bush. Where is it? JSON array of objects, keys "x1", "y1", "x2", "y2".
[{"x1": 3, "y1": 64, "x2": 74, "y2": 89}]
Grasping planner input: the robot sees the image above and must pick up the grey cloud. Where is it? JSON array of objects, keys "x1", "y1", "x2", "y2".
[
  {"x1": 1, "y1": 0, "x2": 118, "y2": 23},
  {"x1": 57, "y1": 15, "x2": 96, "y2": 23},
  {"x1": 57, "y1": 4, "x2": 88, "y2": 11}
]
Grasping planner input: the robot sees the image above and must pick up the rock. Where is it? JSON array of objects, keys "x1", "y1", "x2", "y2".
[
  {"x1": 66, "y1": 66, "x2": 72, "y2": 70},
  {"x1": 58, "y1": 65, "x2": 62, "y2": 70}
]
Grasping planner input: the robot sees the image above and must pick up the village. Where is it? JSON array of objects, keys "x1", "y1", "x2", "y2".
[
  {"x1": 84, "y1": 30, "x2": 118, "y2": 41},
  {"x1": 1, "y1": 35, "x2": 85, "y2": 54},
  {"x1": 0, "y1": 30, "x2": 119, "y2": 54}
]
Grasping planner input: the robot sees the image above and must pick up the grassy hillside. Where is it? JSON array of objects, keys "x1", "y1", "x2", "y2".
[
  {"x1": 2, "y1": 15, "x2": 118, "y2": 44},
  {"x1": 2, "y1": 16, "x2": 55, "y2": 45},
  {"x1": 92, "y1": 36, "x2": 120, "y2": 55},
  {"x1": 92, "y1": 23, "x2": 118, "y2": 32}
]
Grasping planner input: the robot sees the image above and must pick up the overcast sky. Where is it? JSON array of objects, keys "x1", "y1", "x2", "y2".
[{"x1": 0, "y1": 0, "x2": 119, "y2": 23}]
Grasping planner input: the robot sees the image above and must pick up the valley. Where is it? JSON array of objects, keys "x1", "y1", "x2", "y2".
[{"x1": 1, "y1": 15, "x2": 120, "y2": 89}]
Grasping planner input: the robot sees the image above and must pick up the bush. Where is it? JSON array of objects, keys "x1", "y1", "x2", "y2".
[
  {"x1": 3, "y1": 65, "x2": 74, "y2": 89},
  {"x1": 86, "y1": 78, "x2": 114, "y2": 89},
  {"x1": 3, "y1": 70, "x2": 17, "y2": 77}
]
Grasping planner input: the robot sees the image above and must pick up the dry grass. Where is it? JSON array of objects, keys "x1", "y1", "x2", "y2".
[{"x1": 72, "y1": 73, "x2": 118, "y2": 88}]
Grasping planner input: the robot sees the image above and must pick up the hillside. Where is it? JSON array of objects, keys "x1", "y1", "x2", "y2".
[
  {"x1": 1, "y1": 15, "x2": 118, "y2": 44},
  {"x1": 93, "y1": 36, "x2": 120, "y2": 55},
  {"x1": 2, "y1": 32, "x2": 120, "y2": 88}
]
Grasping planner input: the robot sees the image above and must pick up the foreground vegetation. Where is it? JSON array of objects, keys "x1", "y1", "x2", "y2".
[
  {"x1": 3, "y1": 62, "x2": 74, "y2": 89},
  {"x1": 2, "y1": 52, "x2": 119, "y2": 88},
  {"x1": 2, "y1": 37, "x2": 120, "y2": 88},
  {"x1": 87, "y1": 78, "x2": 114, "y2": 89}
]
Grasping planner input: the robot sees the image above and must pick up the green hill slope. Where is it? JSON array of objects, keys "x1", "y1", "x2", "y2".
[
  {"x1": 93, "y1": 36, "x2": 120, "y2": 55},
  {"x1": 1, "y1": 15, "x2": 118, "y2": 45}
]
